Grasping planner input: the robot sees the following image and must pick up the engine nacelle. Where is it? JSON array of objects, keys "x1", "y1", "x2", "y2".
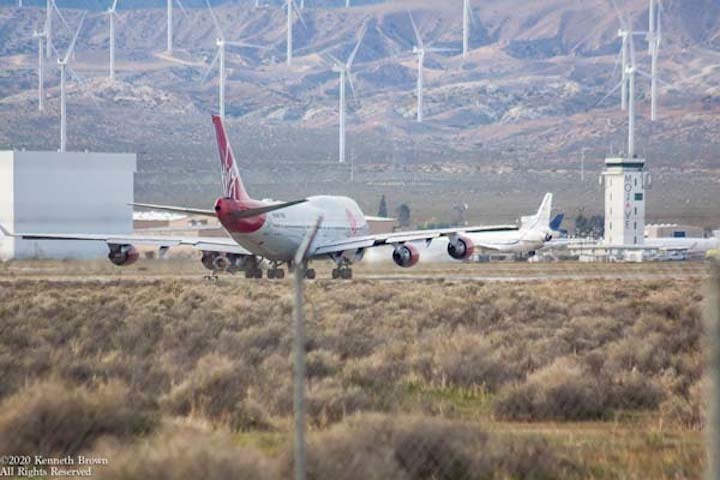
[
  {"x1": 392, "y1": 244, "x2": 420, "y2": 268},
  {"x1": 447, "y1": 236, "x2": 474, "y2": 260},
  {"x1": 201, "y1": 251, "x2": 249, "y2": 273},
  {"x1": 108, "y1": 244, "x2": 139, "y2": 266}
]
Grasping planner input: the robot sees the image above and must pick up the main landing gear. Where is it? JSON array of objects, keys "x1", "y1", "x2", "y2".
[
  {"x1": 267, "y1": 262, "x2": 286, "y2": 280},
  {"x1": 331, "y1": 266, "x2": 353, "y2": 280}
]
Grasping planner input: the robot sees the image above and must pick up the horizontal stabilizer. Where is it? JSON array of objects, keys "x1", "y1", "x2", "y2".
[
  {"x1": 130, "y1": 203, "x2": 216, "y2": 217},
  {"x1": 229, "y1": 199, "x2": 308, "y2": 219}
]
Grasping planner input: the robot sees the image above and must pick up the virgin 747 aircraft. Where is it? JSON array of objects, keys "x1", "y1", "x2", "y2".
[{"x1": 0, "y1": 116, "x2": 556, "y2": 280}]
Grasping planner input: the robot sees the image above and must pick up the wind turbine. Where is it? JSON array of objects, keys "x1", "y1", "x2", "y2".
[
  {"x1": 285, "y1": 0, "x2": 305, "y2": 65},
  {"x1": 166, "y1": 0, "x2": 188, "y2": 55},
  {"x1": 106, "y1": 0, "x2": 118, "y2": 80},
  {"x1": 56, "y1": 13, "x2": 86, "y2": 152},
  {"x1": 325, "y1": 24, "x2": 366, "y2": 164},
  {"x1": 45, "y1": 0, "x2": 70, "y2": 60},
  {"x1": 409, "y1": 13, "x2": 455, "y2": 123},
  {"x1": 203, "y1": 0, "x2": 265, "y2": 120},
  {"x1": 33, "y1": 21, "x2": 48, "y2": 112}
]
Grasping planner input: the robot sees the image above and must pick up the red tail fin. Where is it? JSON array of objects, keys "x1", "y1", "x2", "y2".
[{"x1": 211, "y1": 114, "x2": 249, "y2": 201}]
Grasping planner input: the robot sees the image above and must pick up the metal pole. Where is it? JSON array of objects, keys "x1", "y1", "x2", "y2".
[
  {"x1": 167, "y1": 0, "x2": 173, "y2": 54},
  {"x1": 339, "y1": 70, "x2": 345, "y2": 164},
  {"x1": 292, "y1": 217, "x2": 322, "y2": 480},
  {"x1": 707, "y1": 263, "x2": 720, "y2": 480},
  {"x1": 60, "y1": 63, "x2": 66, "y2": 152},
  {"x1": 462, "y1": 0, "x2": 469, "y2": 58},
  {"x1": 417, "y1": 52, "x2": 424, "y2": 122},
  {"x1": 46, "y1": 0, "x2": 52, "y2": 59},
  {"x1": 293, "y1": 260, "x2": 307, "y2": 480},
  {"x1": 286, "y1": 0, "x2": 292, "y2": 65},
  {"x1": 109, "y1": 13, "x2": 115, "y2": 80},
  {"x1": 37, "y1": 35, "x2": 44, "y2": 112},
  {"x1": 219, "y1": 43, "x2": 225, "y2": 120}
]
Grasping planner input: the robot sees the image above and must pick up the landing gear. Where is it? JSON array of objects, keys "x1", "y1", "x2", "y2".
[
  {"x1": 305, "y1": 269, "x2": 316, "y2": 280},
  {"x1": 331, "y1": 267, "x2": 352, "y2": 280},
  {"x1": 245, "y1": 267, "x2": 263, "y2": 279},
  {"x1": 267, "y1": 264, "x2": 286, "y2": 280}
]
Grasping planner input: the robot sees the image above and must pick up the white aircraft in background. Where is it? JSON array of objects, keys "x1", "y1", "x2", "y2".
[{"x1": 0, "y1": 116, "x2": 556, "y2": 280}]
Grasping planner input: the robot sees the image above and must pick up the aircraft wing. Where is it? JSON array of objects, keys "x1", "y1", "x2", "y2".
[
  {"x1": 312, "y1": 224, "x2": 518, "y2": 256},
  {"x1": 0, "y1": 224, "x2": 251, "y2": 255}
]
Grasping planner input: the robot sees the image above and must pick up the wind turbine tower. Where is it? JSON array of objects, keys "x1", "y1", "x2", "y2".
[
  {"x1": 33, "y1": 25, "x2": 47, "y2": 112},
  {"x1": 57, "y1": 14, "x2": 86, "y2": 152},
  {"x1": 107, "y1": 0, "x2": 118, "y2": 80}
]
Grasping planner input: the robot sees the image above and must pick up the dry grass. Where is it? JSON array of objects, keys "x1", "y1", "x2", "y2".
[{"x1": 0, "y1": 265, "x2": 710, "y2": 478}]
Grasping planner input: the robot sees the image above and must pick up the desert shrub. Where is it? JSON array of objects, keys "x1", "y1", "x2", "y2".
[
  {"x1": 307, "y1": 379, "x2": 375, "y2": 427},
  {"x1": 306, "y1": 349, "x2": 341, "y2": 383},
  {"x1": 162, "y1": 354, "x2": 268, "y2": 430},
  {"x1": 0, "y1": 380, "x2": 156, "y2": 457},
  {"x1": 100, "y1": 433, "x2": 272, "y2": 480},
  {"x1": 661, "y1": 377, "x2": 707, "y2": 430},
  {"x1": 494, "y1": 359, "x2": 609, "y2": 421},
  {"x1": 606, "y1": 372, "x2": 665, "y2": 410},
  {"x1": 421, "y1": 332, "x2": 513, "y2": 392},
  {"x1": 279, "y1": 414, "x2": 582, "y2": 480}
]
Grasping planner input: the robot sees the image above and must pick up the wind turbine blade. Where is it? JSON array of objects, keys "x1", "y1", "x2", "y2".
[
  {"x1": 593, "y1": 80, "x2": 624, "y2": 109},
  {"x1": 427, "y1": 47, "x2": 458, "y2": 53},
  {"x1": 50, "y1": 41, "x2": 62, "y2": 60},
  {"x1": 205, "y1": 0, "x2": 223, "y2": 39},
  {"x1": 225, "y1": 41, "x2": 268, "y2": 50},
  {"x1": 408, "y1": 12, "x2": 423, "y2": 49},
  {"x1": 51, "y1": 0, "x2": 72, "y2": 34},
  {"x1": 609, "y1": 47, "x2": 622, "y2": 81},
  {"x1": 175, "y1": 0, "x2": 189, "y2": 18},
  {"x1": 347, "y1": 73, "x2": 358, "y2": 104},
  {"x1": 636, "y1": 69, "x2": 674, "y2": 88},
  {"x1": 63, "y1": 12, "x2": 86, "y2": 63},
  {"x1": 324, "y1": 52, "x2": 343, "y2": 66},
  {"x1": 201, "y1": 49, "x2": 220, "y2": 83},
  {"x1": 110, "y1": 0, "x2": 118, "y2": 12},
  {"x1": 346, "y1": 22, "x2": 367, "y2": 69},
  {"x1": 608, "y1": 0, "x2": 628, "y2": 30},
  {"x1": 293, "y1": 0, "x2": 307, "y2": 28},
  {"x1": 468, "y1": 0, "x2": 476, "y2": 27}
]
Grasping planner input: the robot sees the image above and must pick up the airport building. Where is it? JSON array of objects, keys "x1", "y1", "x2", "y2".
[
  {"x1": 0, "y1": 150, "x2": 136, "y2": 260},
  {"x1": 601, "y1": 156, "x2": 650, "y2": 246}
]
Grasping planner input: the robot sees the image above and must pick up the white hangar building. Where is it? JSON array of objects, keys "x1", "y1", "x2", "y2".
[{"x1": 0, "y1": 150, "x2": 136, "y2": 260}]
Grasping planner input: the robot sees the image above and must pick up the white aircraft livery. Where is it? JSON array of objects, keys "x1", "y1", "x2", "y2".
[{"x1": 0, "y1": 116, "x2": 556, "y2": 280}]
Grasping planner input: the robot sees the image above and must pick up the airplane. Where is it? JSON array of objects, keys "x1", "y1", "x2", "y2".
[{"x1": 0, "y1": 115, "x2": 556, "y2": 280}]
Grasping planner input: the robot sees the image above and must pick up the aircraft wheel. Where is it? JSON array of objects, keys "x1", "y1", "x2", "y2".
[
  {"x1": 305, "y1": 269, "x2": 316, "y2": 280},
  {"x1": 267, "y1": 269, "x2": 276, "y2": 279},
  {"x1": 275, "y1": 269, "x2": 285, "y2": 279},
  {"x1": 341, "y1": 269, "x2": 353, "y2": 280},
  {"x1": 331, "y1": 269, "x2": 340, "y2": 279}
]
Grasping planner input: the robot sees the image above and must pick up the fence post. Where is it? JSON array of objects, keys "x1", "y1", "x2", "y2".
[
  {"x1": 292, "y1": 216, "x2": 323, "y2": 480},
  {"x1": 707, "y1": 262, "x2": 720, "y2": 480}
]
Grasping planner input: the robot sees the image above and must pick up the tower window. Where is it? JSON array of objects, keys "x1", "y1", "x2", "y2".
[
  {"x1": 634, "y1": 236, "x2": 637, "y2": 244},
  {"x1": 635, "y1": 193, "x2": 643, "y2": 201}
]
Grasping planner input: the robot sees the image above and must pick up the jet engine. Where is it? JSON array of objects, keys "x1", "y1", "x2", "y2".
[
  {"x1": 108, "y1": 244, "x2": 139, "y2": 266},
  {"x1": 201, "y1": 251, "x2": 248, "y2": 273},
  {"x1": 447, "y1": 236, "x2": 474, "y2": 260},
  {"x1": 392, "y1": 244, "x2": 420, "y2": 268}
]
